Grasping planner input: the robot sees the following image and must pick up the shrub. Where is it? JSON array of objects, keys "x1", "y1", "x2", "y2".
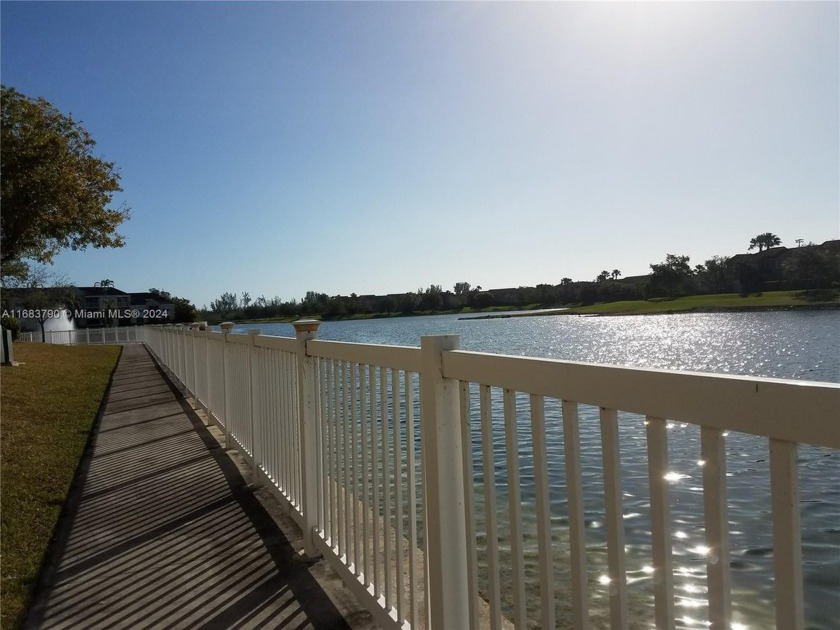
[{"x1": 1, "y1": 315, "x2": 20, "y2": 340}]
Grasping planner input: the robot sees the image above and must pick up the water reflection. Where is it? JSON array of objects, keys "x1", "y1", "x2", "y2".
[
  {"x1": 241, "y1": 311, "x2": 839, "y2": 383},
  {"x1": 240, "y1": 311, "x2": 840, "y2": 629}
]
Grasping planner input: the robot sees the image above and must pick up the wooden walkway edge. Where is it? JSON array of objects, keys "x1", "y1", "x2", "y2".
[{"x1": 26, "y1": 344, "x2": 376, "y2": 630}]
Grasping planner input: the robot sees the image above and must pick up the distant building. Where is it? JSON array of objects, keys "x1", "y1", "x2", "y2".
[
  {"x1": 729, "y1": 247, "x2": 790, "y2": 281},
  {"x1": 126, "y1": 292, "x2": 175, "y2": 325},
  {"x1": 3, "y1": 285, "x2": 174, "y2": 331},
  {"x1": 73, "y1": 286, "x2": 131, "y2": 327}
]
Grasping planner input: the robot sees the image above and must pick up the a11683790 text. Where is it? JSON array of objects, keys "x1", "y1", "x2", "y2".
[{"x1": 2, "y1": 308, "x2": 169, "y2": 320}]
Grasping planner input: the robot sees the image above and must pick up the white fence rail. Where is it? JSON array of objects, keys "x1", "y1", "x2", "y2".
[
  {"x1": 20, "y1": 326, "x2": 144, "y2": 345},
  {"x1": 143, "y1": 322, "x2": 840, "y2": 630}
]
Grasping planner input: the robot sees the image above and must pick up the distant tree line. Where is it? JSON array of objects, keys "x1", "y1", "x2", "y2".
[
  {"x1": 147, "y1": 288, "x2": 198, "y2": 323},
  {"x1": 201, "y1": 235, "x2": 840, "y2": 322}
]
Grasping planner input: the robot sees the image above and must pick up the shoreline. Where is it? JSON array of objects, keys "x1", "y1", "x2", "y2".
[
  {"x1": 226, "y1": 292, "x2": 840, "y2": 326},
  {"x1": 459, "y1": 303, "x2": 840, "y2": 320}
]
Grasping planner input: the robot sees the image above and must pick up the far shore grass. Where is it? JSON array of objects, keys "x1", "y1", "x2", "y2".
[
  {"x1": 563, "y1": 289, "x2": 840, "y2": 315},
  {"x1": 239, "y1": 303, "x2": 545, "y2": 324},
  {"x1": 462, "y1": 290, "x2": 840, "y2": 319},
  {"x1": 1, "y1": 343, "x2": 121, "y2": 629},
  {"x1": 225, "y1": 291, "x2": 839, "y2": 326}
]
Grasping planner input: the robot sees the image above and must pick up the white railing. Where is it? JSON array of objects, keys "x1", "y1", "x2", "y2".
[
  {"x1": 25, "y1": 326, "x2": 145, "y2": 345},
  {"x1": 142, "y1": 322, "x2": 840, "y2": 630}
]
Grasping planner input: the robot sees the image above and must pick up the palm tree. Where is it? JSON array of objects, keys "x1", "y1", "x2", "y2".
[
  {"x1": 748, "y1": 233, "x2": 782, "y2": 252},
  {"x1": 92, "y1": 279, "x2": 115, "y2": 326}
]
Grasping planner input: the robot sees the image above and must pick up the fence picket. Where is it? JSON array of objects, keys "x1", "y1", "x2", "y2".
[{"x1": 141, "y1": 326, "x2": 839, "y2": 630}]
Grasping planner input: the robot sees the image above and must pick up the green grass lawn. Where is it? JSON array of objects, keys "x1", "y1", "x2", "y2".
[
  {"x1": 1, "y1": 343, "x2": 120, "y2": 629},
  {"x1": 566, "y1": 290, "x2": 840, "y2": 315}
]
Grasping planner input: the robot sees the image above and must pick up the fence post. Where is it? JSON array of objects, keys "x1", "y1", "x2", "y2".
[
  {"x1": 182, "y1": 326, "x2": 190, "y2": 393},
  {"x1": 200, "y1": 326, "x2": 209, "y2": 423},
  {"x1": 179, "y1": 325, "x2": 188, "y2": 393},
  {"x1": 293, "y1": 319, "x2": 322, "y2": 559},
  {"x1": 221, "y1": 322, "x2": 235, "y2": 450},
  {"x1": 190, "y1": 324, "x2": 200, "y2": 399},
  {"x1": 2, "y1": 328, "x2": 15, "y2": 366},
  {"x1": 420, "y1": 334, "x2": 469, "y2": 630},
  {"x1": 246, "y1": 328, "x2": 261, "y2": 479}
]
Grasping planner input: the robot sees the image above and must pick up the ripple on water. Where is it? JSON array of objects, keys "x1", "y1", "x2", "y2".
[{"x1": 239, "y1": 311, "x2": 840, "y2": 628}]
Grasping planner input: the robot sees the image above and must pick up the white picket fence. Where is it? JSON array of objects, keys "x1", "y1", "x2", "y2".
[
  {"x1": 142, "y1": 322, "x2": 840, "y2": 630},
  {"x1": 20, "y1": 326, "x2": 144, "y2": 344}
]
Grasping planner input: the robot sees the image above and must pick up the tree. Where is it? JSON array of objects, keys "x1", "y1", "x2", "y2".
[
  {"x1": 471, "y1": 291, "x2": 495, "y2": 309},
  {"x1": 453, "y1": 282, "x2": 472, "y2": 296},
  {"x1": 596, "y1": 270, "x2": 611, "y2": 283},
  {"x1": 301, "y1": 291, "x2": 328, "y2": 314},
  {"x1": 6, "y1": 265, "x2": 78, "y2": 342},
  {"x1": 1, "y1": 314, "x2": 20, "y2": 340},
  {"x1": 577, "y1": 282, "x2": 598, "y2": 306},
  {"x1": 1, "y1": 86, "x2": 130, "y2": 269},
  {"x1": 516, "y1": 286, "x2": 538, "y2": 305},
  {"x1": 782, "y1": 244, "x2": 839, "y2": 291},
  {"x1": 90, "y1": 278, "x2": 117, "y2": 325},
  {"x1": 210, "y1": 292, "x2": 238, "y2": 316},
  {"x1": 149, "y1": 288, "x2": 172, "y2": 300},
  {"x1": 611, "y1": 270, "x2": 621, "y2": 280},
  {"x1": 694, "y1": 255, "x2": 732, "y2": 293},
  {"x1": 732, "y1": 257, "x2": 763, "y2": 295},
  {"x1": 29, "y1": 286, "x2": 80, "y2": 338},
  {"x1": 535, "y1": 283, "x2": 557, "y2": 304},
  {"x1": 171, "y1": 297, "x2": 197, "y2": 323},
  {"x1": 649, "y1": 254, "x2": 694, "y2": 297},
  {"x1": 148, "y1": 287, "x2": 196, "y2": 323},
  {"x1": 748, "y1": 232, "x2": 782, "y2": 253},
  {"x1": 1, "y1": 260, "x2": 30, "y2": 286},
  {"x1": 398, "y1": 291, "x2": 421, "y2": 313},
  {"x1": 324, "y1": 295, "x2": 348, "y2": 317},
  {"x1": 420, "y1": 284, "x2": 443, "y2": 311}
]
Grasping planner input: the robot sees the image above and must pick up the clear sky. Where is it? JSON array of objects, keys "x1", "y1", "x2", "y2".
[{"x1": 2, "y1": 1, "x2": 838, "y2": 308}]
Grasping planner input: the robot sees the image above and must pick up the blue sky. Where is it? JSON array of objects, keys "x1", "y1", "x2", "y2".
[{"x1": 2, "y1": 1, "x2": 838, "y2": 308}]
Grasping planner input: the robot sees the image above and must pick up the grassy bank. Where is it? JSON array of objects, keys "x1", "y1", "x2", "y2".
[
  {"x1": 1, "y1": 343, "x2": 121, "y2": 629},
  {"x1": 460, "y1": 290, "x2": 839, "y2": 319},
  {"x1": 231, "y1": 292, "x2": 840, "y2": 324},
  {"x1": 564, "y1": 290, "x2": 839, "y2": 315},
  {"x1": 238, "y1": 304, "x2": 544, "y2": 324}
]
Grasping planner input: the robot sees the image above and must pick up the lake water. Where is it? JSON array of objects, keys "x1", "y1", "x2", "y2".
[{"x1": 231, "y1": 311, "x2": 839, "y2": 629}]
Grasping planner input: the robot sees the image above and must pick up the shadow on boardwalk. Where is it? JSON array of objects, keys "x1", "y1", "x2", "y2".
[{"x1": 27, "y1": 344, "x2": 375, "y2": 630}]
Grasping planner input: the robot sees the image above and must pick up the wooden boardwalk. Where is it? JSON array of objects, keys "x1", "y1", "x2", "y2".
[{"x1": 27, "y1": 344, "x2": 375, "y2": 630}]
